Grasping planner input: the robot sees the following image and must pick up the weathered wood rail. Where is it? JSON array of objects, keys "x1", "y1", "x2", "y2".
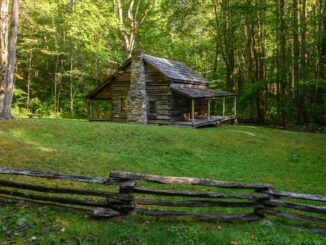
[
  {"x1": 111, "y1": 171, "x2": 271, "y2": 222},
  {"x1": 260, "y1": 188, "x2": 326, "y2": 235},
  {"x1": 0, "y1": 167, "x2": 325, "y2": 234},
  {"x1": 0, "y1": 167, "x2": 135, "y2": 216}
]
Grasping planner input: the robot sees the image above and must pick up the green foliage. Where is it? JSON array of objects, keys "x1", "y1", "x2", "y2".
[
  {"x1": 238, "y1": 80, "x2": 273, "y2": 105},
  {"x1": 29, "y1": 97, "x2": 53, "y2": 115},
  {"x1": 308, "y1": 103, "x2": 326, "y2": 125},
  {"x1": 13, "y1": 88, "x2": 27, "y2": 108},
  {"x1": 11, "y1": 0, "x2": 326, "y2": 124}
]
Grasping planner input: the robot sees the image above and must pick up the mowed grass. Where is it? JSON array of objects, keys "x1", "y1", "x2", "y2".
[{"x1": 0, "y1": 118, "x2": 325, "y2": 244}]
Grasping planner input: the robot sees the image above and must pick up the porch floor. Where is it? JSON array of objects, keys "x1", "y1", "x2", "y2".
[{"x1": 173, "y1": 116, "x2": 236, "y2": 128}]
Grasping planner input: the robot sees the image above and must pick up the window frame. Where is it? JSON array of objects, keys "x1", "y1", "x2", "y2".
[
  {"x1": 119, "y1": 97, "x2": 127, "y2": 114},
  {"x1": 148, "y1": 100, "x2": 157, "y2": 115}
]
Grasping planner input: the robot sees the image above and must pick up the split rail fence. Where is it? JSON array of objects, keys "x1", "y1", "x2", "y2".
[{"x1": 0, "y1": 167, "x2": 325, "y2": 234}]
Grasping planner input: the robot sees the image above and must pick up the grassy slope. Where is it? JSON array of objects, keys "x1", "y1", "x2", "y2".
[{"x1": 0, "y1": 119, "x2": 325, "y2": 244}]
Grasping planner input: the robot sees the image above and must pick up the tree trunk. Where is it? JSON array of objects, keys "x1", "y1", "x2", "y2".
[
  {"x1": 278, "y1": 0, "x2": 288, "y2": 126},
  {"x1": 319, "y1": 0, "x2": 326, "y2": 80},
  {"x1": 54, "y1": 56, "x2": 58, "y2": 113},
  {"x1": 293, "y1": 0, "x2": 301, "y2": 124},
  {"x1": 256, "y1": 0, "x2": 267, "y2": 123},
  {"x1": 223, "y1": 0, "x2": 235, "y2": 91},
  {"x1": 299, "y1": 0, "x2": 307, "y2": 123},
  {"x1": 212, "y1": 0, "x2": 236, "y2": 91},
  {"x1": 244, "y1": 0, "x2": 262, "y2": 122},
  {"x1": 26, "y1": 50, "x2": 33, "y2": 112},
  {"x1": 70, "y1": 57, "x2": 74, "y2": 115},
  {"x1": 0, "y1": 0, "x2": 9, "y2": 118},
  {"x1": 70, "y1": 0, "x2": 75, "y2": 11},
  {"x1": 113, "y1": 0, "x2": 153, "y2": 57},
  {"x1": 2, "y1": 0, "x2": 20, "y2": 120}
]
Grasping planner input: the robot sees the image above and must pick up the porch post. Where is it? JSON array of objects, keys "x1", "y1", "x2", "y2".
[
  {"x1": 222, "y1": 97, "x2": 225, "y2": 118},
  {"x1": 89, "y1": 101, "x2": 93, "y2": 120},
  {"x1": 208, "y1": 99, "x2": 211, "y2": 120},
  {"x1": 108, "y1": 100, "x2": 112, "y2": 118},
  {"x1": 234, "y1": 97, "x2": 237, "y2": 116},
  {"x1": 192, "y1": 99, "x2": 195, "y2": 125}
]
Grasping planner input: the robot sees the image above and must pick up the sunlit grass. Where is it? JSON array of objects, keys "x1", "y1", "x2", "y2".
[{"x1": 0, "y1": 119, "x2": 325, "y2": 244}]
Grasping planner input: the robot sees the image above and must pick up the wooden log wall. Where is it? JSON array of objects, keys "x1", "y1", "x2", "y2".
[
  {"x1": 88, "y1": 66, "x2": 131, "y2": 122},
  {"x1": 92, "y1": 83, "x2": 113, "y2": 100},
  {"x1": 144, "y1": 63, "x2": 172, "y2": 124},
  {"x1": 0, "y1": 167, "x2": 325, "y2": 233},
  {"x1": 111, "y1": 65, "x2": 131, "y2": 121}
]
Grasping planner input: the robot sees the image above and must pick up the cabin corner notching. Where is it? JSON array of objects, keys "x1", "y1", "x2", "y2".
[{"x1": 86, "y1": 52, "x2": 237, "y2": 128}]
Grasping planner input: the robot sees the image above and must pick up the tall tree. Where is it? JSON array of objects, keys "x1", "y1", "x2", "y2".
[
  {"x1": 2, "y1": 0, "x2": 20, "y2": 119},
  {"x1": 318, "y1": 0, "x2": 326, "y2": 80},
  {"x1": 293, "y1": 0, "x2": 301, "y2": 124},
  {"x1": 277, "y1": 0, "x2": 288, "y2": 126},
  {"x1": 212, "y1": 0, "x2": 236, "y2": 91},
  {"x1": 298, "y1": 0, "x2": 307, "y2": 123},
  {"x1": 0, "y1": 0, "x2": 9, "y2": 117},
  {"x1": 0, "y1": 0, "x2": 322, "y2": 125},
  {"x1": 113, "y1": 0, "x2": 155, "y2": 57}
]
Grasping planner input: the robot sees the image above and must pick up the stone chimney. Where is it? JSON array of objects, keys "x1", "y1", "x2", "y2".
[{"x1": 127, "y1": 51, "x2": 148, "y2": 123}]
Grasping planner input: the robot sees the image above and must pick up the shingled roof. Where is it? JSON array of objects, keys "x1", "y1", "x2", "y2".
[
  {"x1": 87, "y1": 53, "x2": 214, "y2": 99},
  {"x1": 143, "y1": 54, "x2": 209, "y2": 84}
]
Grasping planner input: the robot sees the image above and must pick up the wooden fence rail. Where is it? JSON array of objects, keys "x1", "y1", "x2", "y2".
[
  {"x1": 110, "y1": 171, "x2": 273, "y2": 189},
  {"x1": 0, "y1": 167, "x2": 135, "y2": 215},
  {"x1": 111, "y1": 171, "x2": 271, "y2": 222},
  {"x1": 261, "y1": 188, "x2": 326, "y2": 234},
  {"x1": 0, "y1": 167, "x2": 325, "y2": 234}
]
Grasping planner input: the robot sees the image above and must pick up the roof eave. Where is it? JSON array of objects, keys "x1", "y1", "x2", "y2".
[
  {"x1": 172, "y1": 79, "x2": 210, "y2": 85},
  {"x1": 173, "y1": 92, "x2": 236, "y2": 99},
  {"x1": 170, "y1": 84, "x2": 237, "y2": 99},
  {"x1": 86, "y1": 58, "x2": 131, "y2": 99}
]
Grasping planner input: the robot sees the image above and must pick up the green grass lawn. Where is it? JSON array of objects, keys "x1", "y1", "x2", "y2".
[{"x1": 0, "y1": 119, "x2": 325, "y2": 244}]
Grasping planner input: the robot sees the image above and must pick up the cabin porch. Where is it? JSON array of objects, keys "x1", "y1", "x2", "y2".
[
  {"x1": 171, "y1": 97, "x2": 237, "y2": 128},
  {"x1": 170, "y1": 83, "x2": 237, "y2": 128},
  {"x1": 173, "y1": 115, "x2": 237, "y2": 128}
]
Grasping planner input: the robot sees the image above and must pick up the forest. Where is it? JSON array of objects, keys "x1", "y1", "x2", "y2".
[{"x1": 0, "y1": 0, "x2": 325, "y2": 125}]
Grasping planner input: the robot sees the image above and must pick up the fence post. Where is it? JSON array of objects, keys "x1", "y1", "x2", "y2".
[
  {"x1": 117, "y1": 180, "x2": 136, "y2": 215},
  {"x1": 253, "y1": 187, "x2": 274, "y2": 219}
]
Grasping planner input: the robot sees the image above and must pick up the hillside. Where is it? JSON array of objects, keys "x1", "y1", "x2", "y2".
[{"x1": 0, "y1": 119, "x2": 325, "y2": 244}]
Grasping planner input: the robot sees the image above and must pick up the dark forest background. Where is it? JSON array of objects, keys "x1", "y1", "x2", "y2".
[{"x1": 10, "y1": 0, "x2": 326, "y2": 125}]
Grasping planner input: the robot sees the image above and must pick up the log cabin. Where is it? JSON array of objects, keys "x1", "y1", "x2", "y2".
[{"x1": 86, "y1": 51, "x2": 237, "y2": 128}]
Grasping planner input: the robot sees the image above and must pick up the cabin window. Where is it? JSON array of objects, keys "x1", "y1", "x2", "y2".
[
  {"x1": 149, "y1": 100, "x2": 157, "y2": 115},
  {"x1": 119, "y1": 97, "x2": 127, "y2": 114}
]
